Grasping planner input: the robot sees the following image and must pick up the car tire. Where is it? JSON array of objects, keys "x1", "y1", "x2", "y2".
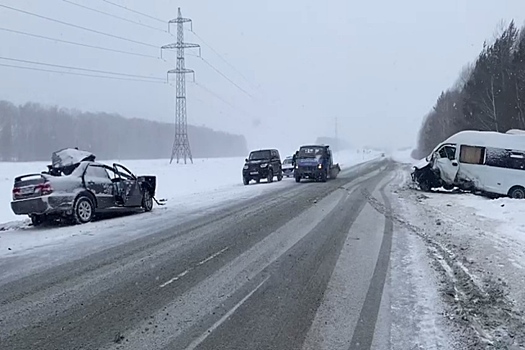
[
  {"x1": 277, "y1": 172, "x2": 283, "y2": 181},
  {"x1": 509, "y1": 186, "x2": 525, "y2": 199},
  {"x1": 30, "y1": 214, "x2": 45, "y2": 227},
  {"x1": 73, "y1": 195, "x2": 94, "y2": 224},
  {"x1": 243, "y1": 177, "x2": 249, "y2": 186},
  {"x1": 255, "y1": 178, "x2": 260, "y2": 184},
  {"x1": 320, "y1": 170, "x2": 327, "y2": 182},
  {"x1": 267, "y1": 169, "x2": 273, "y2": 183},
  {"x1": 295, "y1": 176, "x2": 301, "y2": 183},
  {"x1": 142, "y1": 190, "x2": 154, "y2": 212},
  {"x1": 419, "y1": 180, "x2": 431, "y2": 192}
]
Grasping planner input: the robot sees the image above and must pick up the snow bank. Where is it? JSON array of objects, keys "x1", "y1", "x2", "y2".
[{"x1": 446, "y1": 195, "x2": 525, "y2": 243}]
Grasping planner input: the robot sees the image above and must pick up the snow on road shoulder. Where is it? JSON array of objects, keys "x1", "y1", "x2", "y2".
[
  {"x1": 0, "y1": 150, "x2": 378, "y2": 262},
  {"x1": 364, "y1": 168, "x2": 458, "y2": 349},
  {"x1": 391, "y1": 165, "x2": 525, "y2": 348}
]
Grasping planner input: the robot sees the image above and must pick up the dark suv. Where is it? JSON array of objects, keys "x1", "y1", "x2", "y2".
[{"x1": 243, "y1": 149, "x2": 283, "y2": 185}]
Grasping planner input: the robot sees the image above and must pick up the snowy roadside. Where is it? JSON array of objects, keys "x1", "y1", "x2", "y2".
[
  {"x1": 362, "y1": 168, "x2": 460, "y2": 349},
  {"x1": 390, "y1": 164, "x2": 525, "y2": 349}
]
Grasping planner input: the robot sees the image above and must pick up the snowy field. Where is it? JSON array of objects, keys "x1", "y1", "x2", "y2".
[{"x1": 0, "y1": 149, "x2": 380, "y2": 269}]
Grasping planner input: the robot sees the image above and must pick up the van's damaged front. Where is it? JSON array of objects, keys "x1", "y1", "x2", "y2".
[{"x1": 411, "y1": 158, "x2": 442, "y2": 192}]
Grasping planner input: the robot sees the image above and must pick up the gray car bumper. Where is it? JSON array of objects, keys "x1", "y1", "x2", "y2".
[{"x1": 11, "y1": 195, "x2": 75, "y2": 216}]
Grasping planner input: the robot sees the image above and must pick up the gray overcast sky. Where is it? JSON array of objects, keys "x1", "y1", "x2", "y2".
[{"x1": 1, "y1": 0, "x2": 524, "y2": 154}]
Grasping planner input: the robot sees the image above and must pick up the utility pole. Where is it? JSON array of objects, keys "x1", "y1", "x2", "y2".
[{"x1": 162, "y1": 8, "x2": 200, "y2": 164}]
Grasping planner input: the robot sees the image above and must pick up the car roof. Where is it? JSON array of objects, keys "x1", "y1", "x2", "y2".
[
  {"x1": 250, "y1": 149, "x2": 277, "y2": 152},
  {"x1": 300, "y1": 145, "x2": 327, "y2": 149}
]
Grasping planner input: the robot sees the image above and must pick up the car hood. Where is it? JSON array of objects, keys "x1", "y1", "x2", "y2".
[
  {"x1": 52, "y1": 148, "x2": 96, "y2": 169},
  {"x1": 413, "y1": 158, "x2": 430, "y2": 170}
]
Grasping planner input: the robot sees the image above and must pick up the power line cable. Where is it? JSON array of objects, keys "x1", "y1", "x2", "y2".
[
  {"x1": 184, "y1": 51, "x2": 252, "y2": 98},
  {"x1": 198, "y1": 57, "x2": 253, "y2": 98},
  {"x1": 91, "y1": 1, "x2": 259, "y2": 97},
  {"x1": 0, "y1": 27, "x2": 159, "y2": 59},
  {"x1": 190, "y1": 81, "x2": 257, "y2": 118},
  {"x1": 190, "y1": 81, "x2": 237, "y2": 110},
  {"x1": 102, "y1": 0, "x2": 165, "y2": 24},
  {"x1": 62, "y1": 0, "x2": 169, "y2": 33},
  {"x1": 0, "y1": 4, "x2": 158, "y2": 49},
  {"x1": 0, "y1": 56, "x2": 164, "y2": 81},
  {"x1": 189, "y1": 29, "x2": 258, "y2": 90},
  {"x1": 0, "y1": 62, "x2": 167, "y2": 84}
]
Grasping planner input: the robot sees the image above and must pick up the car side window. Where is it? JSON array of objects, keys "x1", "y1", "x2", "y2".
[{"x1": 85, "y1": 165, "x2": 111, "y2": 180}]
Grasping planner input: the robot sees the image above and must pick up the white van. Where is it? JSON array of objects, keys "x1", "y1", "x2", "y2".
[{"x1": 428, "y1": 130, "x2": 525, "y2": 198}]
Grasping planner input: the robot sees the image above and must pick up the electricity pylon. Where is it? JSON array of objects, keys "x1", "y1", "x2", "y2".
[{"x1": 162, "y1": 8, "x2": 200, "y2": 164}]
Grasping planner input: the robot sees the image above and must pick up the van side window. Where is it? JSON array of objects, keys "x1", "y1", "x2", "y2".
[
  {"x1": 486, "y1": 148, "x2": 525, "y2": 170},
  {"x1": 438, "y1": 146, "x2": 456, "y2": 160},
  {"x1": 459, "y1": 145, "x2": 485, "y2": 165}
]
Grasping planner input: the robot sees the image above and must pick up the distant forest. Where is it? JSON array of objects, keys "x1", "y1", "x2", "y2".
[
  {"x1": 414, "y1": 21, "x2": 525, "y2": 158},
  {"x1": 0, "y1": 101, "x2": 248, "y2": 161}
]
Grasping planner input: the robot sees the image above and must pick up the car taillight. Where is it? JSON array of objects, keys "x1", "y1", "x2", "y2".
[
  {"x1": 12, "y1": 187, "x2": 20, "y2": 200},
  {"x1": 36, "y1": 182, "x2": 53, "y2": 195}
]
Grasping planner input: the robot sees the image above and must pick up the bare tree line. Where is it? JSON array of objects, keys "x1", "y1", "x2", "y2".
[
  {"x1": 0, "y1": 100, "x2": 248, "y2": 161},
  {"x1": 414, "y1": 21, "x2": 525, "y2": 159}
]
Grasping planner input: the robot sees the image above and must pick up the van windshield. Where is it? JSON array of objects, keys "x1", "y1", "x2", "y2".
[{"x1": 299, "y1": 147, "x2": 325, "y2": 158}]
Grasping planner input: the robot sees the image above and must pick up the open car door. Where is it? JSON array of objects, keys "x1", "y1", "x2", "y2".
[
  {"x1": 432, "y1": 145, "x2": 459, "y2": 185},
  {"x1": 113, "y1": 163, "x2": 143, "y2": 207}
]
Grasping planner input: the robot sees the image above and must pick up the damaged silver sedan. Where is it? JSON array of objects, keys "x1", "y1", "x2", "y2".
[{"x1": 10, "y1": 148, "x2": 156, "y2": 226}]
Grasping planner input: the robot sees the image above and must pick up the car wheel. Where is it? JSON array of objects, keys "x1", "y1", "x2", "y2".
[
  {"x1": 243, "y1": 177, "x2": 249, "y2": 186},
  {"x1": 142, "y1": 191, "x2": 154, "y2": 212},
  {"x1": 295, "y1": 176, "x2": 301, "y2": 183},
  {"x1": 30, "y1": 214, "x2": 45, "y2": 227},
  {"x1": 267, "y1": 169, "x2": 274, "y2": 183},
  {"x1": 277, "y1": 172, "x2": 283, "y2": 181},
  {"x1": 509, "y1": 186, "x2": 525, "y2": 199},
  {"x1": 419, "y1": 180, "x2": 431, "y2": 192},
  {"x1": 255, "y1": 178, "x2": 261, "y2": 184},
  {"x1": 320, "y1": 170, "x2": 327, "y2": 182},
  {"x1": 73, "y1": 196, "x2": 94, "y2": 224}
]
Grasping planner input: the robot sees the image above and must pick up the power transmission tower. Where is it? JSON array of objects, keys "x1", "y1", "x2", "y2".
[{"x1": 162, "y1": 8, "x2": 200, "y2": 164}]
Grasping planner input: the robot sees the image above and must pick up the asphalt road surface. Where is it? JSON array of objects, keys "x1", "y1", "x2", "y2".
[{"x1": 0, "y1": 159, "x2": 397, "y2": 350}]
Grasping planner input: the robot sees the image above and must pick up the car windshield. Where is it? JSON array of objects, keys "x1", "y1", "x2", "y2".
[
  {"x1": 283, "y1": 158, "x2": 293, "y2": 164},
  {"x1": 249, "y1": 150, "x2": 271, "y2": 161},
  {"x1": 298, "y1": 147, "x2": 325, "y2": 158}
]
